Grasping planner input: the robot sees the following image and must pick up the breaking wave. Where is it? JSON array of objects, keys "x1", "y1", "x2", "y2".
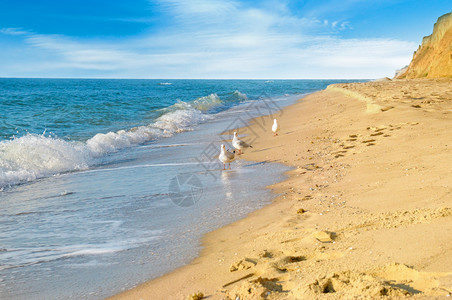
[{"x1": 0, "y1": 91, "x2": 248, "y2": 188}]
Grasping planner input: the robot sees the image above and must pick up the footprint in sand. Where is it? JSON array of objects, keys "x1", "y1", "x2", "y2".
[
  {"x1": 335, "y1": 124, "x2": 408, "y2": 157},
  {"x1": 269, "y1": 255, "x2": 307, "y2": 273},
  {"x1": 362, "y1": 139, "x2": 376, "y2": 144},
  {"x1": 380, "y1": 105, "x2": 394, "y2": 112},
  {"x1": 342, "y1": 145, "x2": 355, "y2": 149},
  {"x1": 370, "y1": 131, "x2": 384, "y2": 137},
  {"x1": 301, "y1": 195, "x2": 312, "y2": 201},
  {"x1": 304, "y1": 269, "x2": 412, "y2": 297},
  {"x1": 226, "y1": 276, "x2": 283, "y2": 299},
  {"x1": 225, "y1": 250, "x2": 309, "y2": 298},
  {"x1": 313, "y1": 230, "x2": 337, "y2": 243},
  {"x1": 338, "y1": 207, "x2": 452, "y2": 233},
  {"x1": 366, "y1": 123, "x2": 420, "y2": 143},
  {"x1": 230, "y1": 258, "x2": 258, "y2": 272},
  {"x1": 331, "y1": 150, "x2": 347, "y2": 158},
  {"x1": 259, "y1": 250, "x2": 274, "y2": 259},
  {"x1": 367, "y1": 125, "x2": 387, "y2": 132},
  {"x1": 347, "y1": 134, "x2": 359, "y2": 142}
]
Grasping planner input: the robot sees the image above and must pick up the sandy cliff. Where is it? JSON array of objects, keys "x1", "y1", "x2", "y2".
[{"x1": 397, "y1": 11, "x2": 452, "y2": 78}]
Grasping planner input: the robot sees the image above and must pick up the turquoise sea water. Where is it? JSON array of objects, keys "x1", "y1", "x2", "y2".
[{"x1": 0, "y1": 79, "x2": 364, "y2": 299}]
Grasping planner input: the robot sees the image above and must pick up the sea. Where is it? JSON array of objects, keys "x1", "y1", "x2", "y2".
[{"x1": 0, "y1": 78, "x2": 364, "y2": 299}]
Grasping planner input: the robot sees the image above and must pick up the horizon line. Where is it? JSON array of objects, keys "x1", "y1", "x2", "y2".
[{"x1": 0, "y1": 76, "x2": 374, "y2": 80}]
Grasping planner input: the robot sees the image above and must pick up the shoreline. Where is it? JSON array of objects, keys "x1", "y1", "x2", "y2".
[{"x1": 110, "y1": 79, "x2": 452, "y2": 299}]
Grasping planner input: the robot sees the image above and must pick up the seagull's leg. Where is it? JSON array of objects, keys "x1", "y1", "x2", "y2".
[{"x1": 223, "y1": 163, "x2": 226, "y2": 170}]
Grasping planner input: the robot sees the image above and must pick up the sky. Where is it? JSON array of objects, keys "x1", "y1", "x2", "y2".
[{"x1": 0, "y1": 0, "x2": 450, "y2": 79}]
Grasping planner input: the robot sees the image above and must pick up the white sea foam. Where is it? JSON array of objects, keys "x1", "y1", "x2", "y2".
[
  {"x1": 63, "y1": 247, "x2": 125, "y2": 257},
  {"x1": 191, "y1": 93, "x2": 223, "y2": 111},
  {"x1": 0, "y1": 93, "x2": 226, "y2": 188},
  {"x1": 0, "y1": 234, "x2": 162, "y2": 270},
  {"x1": 0, "y1": 134, "x2": 91, "y2": 187},
  {"x1": 79, "y1": 162, "x2": 209, "y2": 175},
  {"x1": 232, "y1": 90, "x2": 248, "y2": 101}
]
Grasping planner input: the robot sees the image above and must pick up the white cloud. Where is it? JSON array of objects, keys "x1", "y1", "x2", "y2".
[
  {"x1": 0, "y1": 0, "x2": 417, "y2": 78},
  {"x1": 157, "y1": 0, "x2": 238, "y2": 15},
  {"x1": 0, "y1": 27, "x2": 30, "y2": 36}
]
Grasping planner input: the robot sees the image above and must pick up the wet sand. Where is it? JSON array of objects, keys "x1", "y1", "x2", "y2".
[{"x1": 110, "y1": 79, "x2": 452, "y2": 299}]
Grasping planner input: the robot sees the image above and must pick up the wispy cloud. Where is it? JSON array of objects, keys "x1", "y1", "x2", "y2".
[
  {"x1": 0, "y1": 28, "x2": 31, "y2": 36},
  {"x1": 156, "y1": 0, "x2": 238, "y2": 15},
  {"x1": 0, "y1": 0, "x2": 417, "y2": 78}
]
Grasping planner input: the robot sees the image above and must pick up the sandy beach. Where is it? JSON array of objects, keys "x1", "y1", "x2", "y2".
[{"x1": 110, "y1": 78, "x2": 452, "y2": 299}]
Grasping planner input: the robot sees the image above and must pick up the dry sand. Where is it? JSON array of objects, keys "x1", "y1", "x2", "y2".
[{"x1": 110, "y1": 79, "x2": 452, "y2": 300}]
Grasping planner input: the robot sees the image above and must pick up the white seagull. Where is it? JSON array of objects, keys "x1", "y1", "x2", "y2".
[
  {"x1": 219, "y1": 144, "x2": 235, "y2": 170},
  {"x1": 272, "y1": 119, "x2": 280, "y2": 136},
  {"x1": 232, "y1": 132, "x2": 252, "y2": 155}
]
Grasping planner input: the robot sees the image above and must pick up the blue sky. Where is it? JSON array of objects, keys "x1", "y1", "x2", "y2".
[{"x1": 0, "y1": 0, "x2": 450, "y2": 79}]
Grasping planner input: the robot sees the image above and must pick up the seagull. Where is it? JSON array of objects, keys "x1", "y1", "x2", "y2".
[
  {"x1": 232, "y1": 132, "x2": 252, "y2": 155},
  {"x1": 272, "y1": 119, "x2": 280, "y2": 136},
  {"x1": 219, "y1": 144, "x2": 235, "y2": 170}
]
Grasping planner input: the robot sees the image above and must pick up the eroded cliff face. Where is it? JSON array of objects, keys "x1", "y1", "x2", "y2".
[{"x1": 397, "y1": 12, "x2": 452, "y2": 78}]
